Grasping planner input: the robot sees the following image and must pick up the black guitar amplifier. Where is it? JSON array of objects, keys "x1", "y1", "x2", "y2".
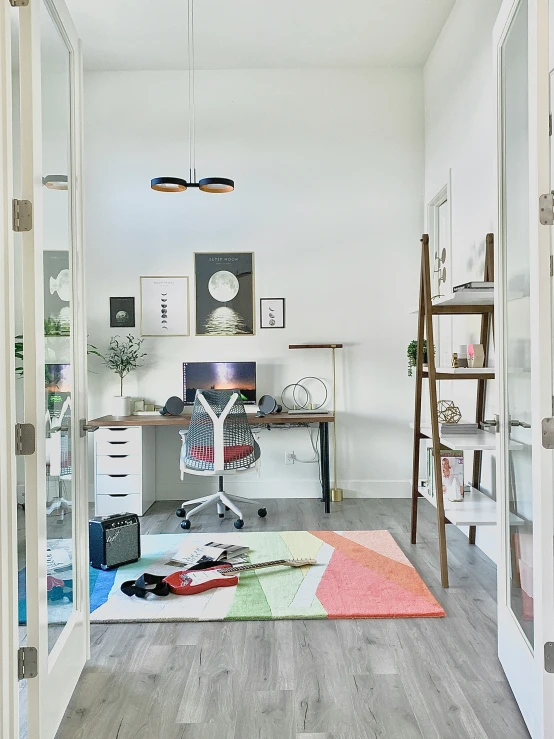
[{"x1": 89, "y1": 514, "x2": 141, "y2": 570}]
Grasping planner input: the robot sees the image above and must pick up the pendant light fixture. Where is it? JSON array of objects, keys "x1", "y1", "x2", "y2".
[{"x1": 151, "y1": 0, "x2": 234, "y2": 195}]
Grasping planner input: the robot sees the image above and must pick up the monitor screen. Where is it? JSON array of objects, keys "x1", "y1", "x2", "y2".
[{"x1": 183, "y1": 362, "x2": 257, "y2": 405}]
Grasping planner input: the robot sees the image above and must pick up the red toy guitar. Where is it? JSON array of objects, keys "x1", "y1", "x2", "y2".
[{"x1": 163, "y1": 558, "x2": 316, "y2": 595}]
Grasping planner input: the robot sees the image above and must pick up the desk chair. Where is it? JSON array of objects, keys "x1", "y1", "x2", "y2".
[{"x1": 177, "y1": 389, "x2": 266, "y2": 530}]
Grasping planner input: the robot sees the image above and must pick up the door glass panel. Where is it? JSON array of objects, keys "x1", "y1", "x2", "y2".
[
  {"x1": 501, "y1": 0, "x2": 534, "y2": 648},
  {"x1": 41, "y1": 0, "x2": 74, "y2": 653}
]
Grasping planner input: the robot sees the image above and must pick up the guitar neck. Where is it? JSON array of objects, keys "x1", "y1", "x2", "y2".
[{"x1": 217, "y1": 559, "x2": 288, "y2": 575}]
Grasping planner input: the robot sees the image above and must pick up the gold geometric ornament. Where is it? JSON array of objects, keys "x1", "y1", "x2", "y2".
[{"x1": 437, "y1": 400, "x2": 461, "y2": 424}]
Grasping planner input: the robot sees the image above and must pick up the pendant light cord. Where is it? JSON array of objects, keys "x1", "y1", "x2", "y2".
[{"x1": 187, "y1": 0, "x2": 197, "y2": 183}]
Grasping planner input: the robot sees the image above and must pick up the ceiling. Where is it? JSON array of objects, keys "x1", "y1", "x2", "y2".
[{"x1": 65, "y1": 0, "x2": 455, "y2": 71}]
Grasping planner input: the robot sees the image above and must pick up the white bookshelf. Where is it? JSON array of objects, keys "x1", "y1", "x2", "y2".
[
  {"x1": 411, "y1": 423, "x2": 523, "y2": 451},
  {"x1": 418, "y1": 485, "x2": 524, "y2": 527}
]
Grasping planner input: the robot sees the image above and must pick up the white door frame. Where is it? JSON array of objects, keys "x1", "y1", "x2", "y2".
[
  {"x1": 18, "y1": 0, "x2": 88, "y2": 735},
  {"x1": 494, "y1": 0, "x2": 554, "y2": 736},
  {"x1": 0, "y1": 2, "x2": 21, "y2": 738}
]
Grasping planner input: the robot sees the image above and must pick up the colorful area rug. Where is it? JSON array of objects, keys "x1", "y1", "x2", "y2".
[{"x1": 90, "y1": 531, "x2": 445, "y2": 623}]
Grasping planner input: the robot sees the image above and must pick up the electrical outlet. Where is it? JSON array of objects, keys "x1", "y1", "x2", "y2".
[{"x1": 285, "y1": 451, "x2": 295, "y2": 465}]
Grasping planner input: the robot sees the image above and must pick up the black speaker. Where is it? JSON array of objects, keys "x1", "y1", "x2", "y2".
[
  {"x1": 89, "y1": 514, "x2": 141, "y2": 570},
  {"x1": 160, "y1": 396, "x2": 185, "y2": 416},
  {"x1": 258, "y1": 395, "x2": 282, "y2": 415}
]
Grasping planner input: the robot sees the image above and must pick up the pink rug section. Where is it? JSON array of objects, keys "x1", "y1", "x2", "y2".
[{"x1": 312, "y1": 531, "x2": 445, "y2": 619}]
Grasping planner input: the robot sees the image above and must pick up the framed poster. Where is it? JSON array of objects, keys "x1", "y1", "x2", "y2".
[
  {"x1": 194, "y1": 252, "x2": 254, "y2": 336},
  {"x1": 140, "y1": 276, "x2": 189, "y2": 336},
  {"x1": 44, "y1": 250, "x2": 70, "y2": 330},
  {"x1": 110, "y1": 297, "x2": 135, "y2": 328},
  {"x1": 260, "y1": 298, "x2": 285, "y2": 328}
]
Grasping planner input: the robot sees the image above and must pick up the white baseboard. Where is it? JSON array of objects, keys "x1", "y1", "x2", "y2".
[{"x1": 154, "y1": 479, "x2": 411, "y2": 501}]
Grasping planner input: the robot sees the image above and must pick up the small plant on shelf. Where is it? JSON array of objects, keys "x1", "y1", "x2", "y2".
[
  {"x1": 407, "y1": 339, "x2": 429, "y2": 377},
  {"x1": 90, "y1": 334, "x2": 146, "y2": 397}
]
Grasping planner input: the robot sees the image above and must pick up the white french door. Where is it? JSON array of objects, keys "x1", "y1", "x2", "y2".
[
  {"x1": 1, "y1": 0, "x2": 88, "y2": 737},
  {"x1": 494, "y1": 0, "x2": 554, "y2": 736}
]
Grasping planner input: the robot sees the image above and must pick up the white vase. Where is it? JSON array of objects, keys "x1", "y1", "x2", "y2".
[{"x1": 112, "y1": 396, "x2": 132, "y2": 418}]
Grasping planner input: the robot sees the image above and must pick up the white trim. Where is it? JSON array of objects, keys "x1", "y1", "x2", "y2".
[
  {"x1": 494, "y1": 0, "x2": 554, "y2": 735},
  {"x1": 0, "y1": 2, "x2": 20, "y2": 737}
]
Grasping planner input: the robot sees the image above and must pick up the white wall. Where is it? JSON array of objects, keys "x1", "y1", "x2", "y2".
[
  {"x1": 84, "y1": 68, "x2": 424, "y2": 501},
  {"x1": 424, "y1": 0, "x2": 503, "y2": 561}
]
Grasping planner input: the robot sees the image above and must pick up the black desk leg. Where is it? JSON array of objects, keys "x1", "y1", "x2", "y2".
[{"x1": 319, "y1": 422, "x2": 331, "y2": 513}]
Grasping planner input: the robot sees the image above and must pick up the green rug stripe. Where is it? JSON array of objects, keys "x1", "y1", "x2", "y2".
[
  {"x1": 226, "y1": 568, "x2": 272, "y2": 620},
  {"x1": 237, "y1": 532, "x2": 326, "y2": 619}
]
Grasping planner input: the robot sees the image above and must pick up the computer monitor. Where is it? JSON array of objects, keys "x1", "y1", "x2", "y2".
[{"x1": 183, "y1": 362, "x2": 257, "y2": 405}]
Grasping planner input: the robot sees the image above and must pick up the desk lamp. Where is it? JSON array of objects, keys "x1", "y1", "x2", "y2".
[{"x1": 289, "y1": 343, "x2": 343, "y2": 502}]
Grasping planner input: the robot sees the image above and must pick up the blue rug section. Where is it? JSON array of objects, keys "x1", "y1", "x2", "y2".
[{"x1": 18, "y1": 566, "x2": 117, "y2": 625}]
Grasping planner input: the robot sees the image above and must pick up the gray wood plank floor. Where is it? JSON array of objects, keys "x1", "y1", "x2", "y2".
[{"x1": 54, "y1": 498, "x2": 530, "y2": 739}]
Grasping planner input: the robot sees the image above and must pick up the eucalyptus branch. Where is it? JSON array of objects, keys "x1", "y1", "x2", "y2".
[{"x1": 96, "y1": 335, "x2": 147, "y2": 396}]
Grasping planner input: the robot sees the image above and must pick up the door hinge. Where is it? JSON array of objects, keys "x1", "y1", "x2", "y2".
[
  {"x1": 12, "y1": 199, "x2": 32, "y2": 232},
  {"x1": 545, "y1": 643, "x2": 554, "y2": 673},
  {"x1": 542, "y1": 418, "x2": 554, "y2": 449},
  {"x1": 9, "y1": 0, "x2": 29, "y2": 6},
  {"x1": 550, "y1": 113, "x2": 552, "y2": 136},
  {"x1": 18, "y1": 647, "x2": 37, "y2": 681},
  {"x1": 550, "y1": 255, "x2": 553, "y2": 276},
  {"x1": 15, "y1": 423, "x2": 35, "y2": 456},
  {"x1": 539, "y1": 192, "x2": 554, "y2": 225}
]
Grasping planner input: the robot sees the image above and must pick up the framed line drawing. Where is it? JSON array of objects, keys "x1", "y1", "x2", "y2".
[
  {"x1": 260, "y1": 298, "x2": 285, "y2": 329},
  {"x1": 140, "y1": 276, "x2": 189, "y2": 336},
  {"x1": 194, "y1": 252, "x2": 254, "y2": 336}
]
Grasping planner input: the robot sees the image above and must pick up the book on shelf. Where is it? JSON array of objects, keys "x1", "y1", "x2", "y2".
[
  {"x1": 440, "y1": 422, "x2": 479, "y2": 434},
  {"x1": 428, "y1": 448, "x2": 464, "y2": 501},
  {"x1": 167, "y1": 541, "x2": 250, "y2": 567},
  {"x1": 453, "y1": 281, "x2": 494, "y2": 292}
]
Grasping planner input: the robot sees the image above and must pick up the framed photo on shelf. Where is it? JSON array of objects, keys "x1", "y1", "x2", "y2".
[
  {"x1": 110, "y1": 297, "x2": 135, "y2": 328},
  {"x1": 194, "y1": 252, "x2": 254, "y2": 336},
  {"x1": 140, "y1": 276, "x2": 189, "y2": 336},
  {"x1": 260, "y1": 298, "x2": 285, "y2": 329}
]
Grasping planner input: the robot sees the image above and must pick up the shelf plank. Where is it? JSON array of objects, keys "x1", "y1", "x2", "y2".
[
  {"x1": 418, "y1": 485, "x2": 524, "y2": 527},
  {"x1": 411, "y1": 423, "x2": 523, "y2": 451},
  {"x1": 423, "y1": 367, "x2": 495, "y2": 380}
]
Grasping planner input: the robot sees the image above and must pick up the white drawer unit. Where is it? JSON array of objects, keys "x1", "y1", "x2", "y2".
[
  {"x1": 94, "y1": 426, "x2": 155, "y2": 516},
  {"x1": 95, "y1": 494, "x2": 143, "y2": 517}
]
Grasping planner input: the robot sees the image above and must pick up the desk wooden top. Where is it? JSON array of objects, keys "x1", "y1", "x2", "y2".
[{"x1": 88, "y1": 412, "x2": 335, "y2": 427}]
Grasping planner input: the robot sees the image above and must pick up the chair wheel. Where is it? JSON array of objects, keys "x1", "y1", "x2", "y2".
[
  {"x1": 258, "y1": 508, "x2": 267, "y2": 518},
  {"x1": 219, "y1": 513, "x2": 224, "y2": 518},
  {"x1": 225, "y1": 506, "x2": 230, "y2": 511},
  {"x1": 234, "y1": 519, "x2": 244, "y2": 529},
  {"x1": 176, "y1": 508, "x2": 186, "y2": 518},
  {"x1": 180, "y1": 519, "x2": 191, "y2": 530}
]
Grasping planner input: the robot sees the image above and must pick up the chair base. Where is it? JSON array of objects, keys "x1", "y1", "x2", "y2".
[{"x1": 177, "y1": 489, "x2": 267, "y2": 531}]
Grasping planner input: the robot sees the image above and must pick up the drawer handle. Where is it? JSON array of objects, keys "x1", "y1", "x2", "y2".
[
  {"x1": 108, "y1": 428, "x2": 128, "y2": 432},
  {"x1": 108, "y1": 474, "x2": 128, "y2": 478},
  {"x1": 108, "y1": 494, "x2": 127, "y2": 498},
  {"x1": 108, "y1": 441, "x2": 128, "y2": 445},
  {"x1": 108, "y1": 455, "x2": 128, "y2": 458}
]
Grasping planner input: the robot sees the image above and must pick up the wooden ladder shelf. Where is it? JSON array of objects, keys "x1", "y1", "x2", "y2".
[{"x1": 410, "y1": 233, "x2": 494, "y2": 588}]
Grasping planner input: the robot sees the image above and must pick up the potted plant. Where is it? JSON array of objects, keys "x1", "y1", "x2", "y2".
[
  {"x1": 90, "y1": 335, "x2": 146, "y2": 417},
  {"x1": 407, "y1": 339, "x2": 429, "y2": 377}
]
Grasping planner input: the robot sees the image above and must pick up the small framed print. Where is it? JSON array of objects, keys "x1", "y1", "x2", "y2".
[
  {"x1": 260, "y1": 298, "x2": 285, "y2": 329},
  {"x1": 140, "y1": 276, "x2": 190, "y2": 336},
  {"x1": 110, "y1": 297, "x2": 135, "y2": 328}
]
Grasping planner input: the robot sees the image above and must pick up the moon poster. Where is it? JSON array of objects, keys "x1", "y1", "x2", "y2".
[
  {"x1": 140, "y1": 276, "x2": 190, "y2": 336},
  {"x1": 110, "y1": 297, "x2": 135, "y2": 328},
  {"x1": 194, "y1": 253, "x2": 254, "y2": 336}
]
